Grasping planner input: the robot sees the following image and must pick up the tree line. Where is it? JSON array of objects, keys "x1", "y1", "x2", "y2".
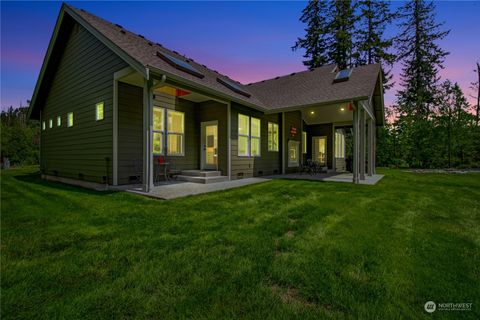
[{"x1": 294, "y1": 0, "x2": 480, "y2": 168}]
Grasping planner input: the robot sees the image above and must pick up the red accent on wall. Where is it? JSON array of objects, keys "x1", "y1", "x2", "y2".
[
  {"x1": 348, "y1": 102, "x2": 353, "y2": 111},
  {"x1": 176, "y1": 89, "x2": 190, "y2": 97}
]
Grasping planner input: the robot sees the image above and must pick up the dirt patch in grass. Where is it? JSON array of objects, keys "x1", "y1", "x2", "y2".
[
  {"x1": 270, "y1": 284, "x2": 314, "y2": 307},
  {"x1": 285, "y1": 230, "x2": 295, "y2": 238}
]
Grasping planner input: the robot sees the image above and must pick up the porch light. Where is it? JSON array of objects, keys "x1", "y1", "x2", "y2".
[
  {"x1": 310, "y1": 111, "x2": 315, "y2": 115},
  {"x1": 340, "y1": 107, "x2": 345, "y2": 111}
]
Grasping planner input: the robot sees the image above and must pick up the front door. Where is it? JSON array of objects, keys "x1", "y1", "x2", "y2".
[
  {"x1": 201, "y1": 121, "x2": 218, "y2": 170},
  {"x1": 312, "y1": 136, "x2": 327, "y2": 166}
]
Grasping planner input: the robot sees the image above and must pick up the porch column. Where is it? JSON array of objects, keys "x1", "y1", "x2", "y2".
[
  {"x1": 352, "y1": 102, "x2": 360, "y2": 184},
  {"x1": 367, "y1": 118, "x2": 374, "y2": 176},
  {"x1": 373, "y1": 124, "x2": 377, "y2": 174},
  {"x1": 142, "y1": 79, "x2": 154, "y2": 192},
  {"x1": 359, "y1": 107, "x2": 366, "y2": 180}
]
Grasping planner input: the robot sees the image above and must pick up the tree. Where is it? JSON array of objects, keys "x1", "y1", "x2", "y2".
[
  {"x1": 356, "y1": 0, "x2": 396, "y2": 88},
  {"x1": 394, "y1": 0, "x2": 450, "y2": 167},
  {"x1": 396, "y1": 0, "x2": 450, "y2": 117},
  {"x1": 292, "y1": 0, "x2": 330, "y2": 69},
  {"x1": 327, "y1": 0, "x2": 357, "y2": 69},
  {"x1": 471, "y1": 61, "x2": 480, "y2": 125}
]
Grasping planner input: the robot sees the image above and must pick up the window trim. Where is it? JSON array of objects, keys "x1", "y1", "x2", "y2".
[
  {"x1": 57, "y1": 116, "x2": 61, "y2": 127},
  {"x1": 95, "y1": 102, "x2": 104, "y2": 121},
  {"x1": 268, "y1": 122, "x2": 279, "y2": 152},
  {"x1": 302, "y1": 131, "x2": 307, "y2": 154},
  {"x1": 238, "y1": 114, "x2": 250, "y2": 157},
  {"x1": 250, "y1": 117, "x2": 261, "y2": 157},
  {"x1": 49, "y1": 119, "x2": 53, "y2": 129},
  {"x1": 42, "y1": 121, "x2": 46, "y2": 131}
]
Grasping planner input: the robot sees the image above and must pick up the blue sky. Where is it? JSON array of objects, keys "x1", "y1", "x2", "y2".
[{"x1": 1, "y1": 1, "x2": 479, "y2": 111}]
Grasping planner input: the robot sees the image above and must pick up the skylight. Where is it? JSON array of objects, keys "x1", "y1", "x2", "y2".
[
  {"x1": 333, "y1": 68, "x2": 352, "y2": 83},
  {"x1": 217, "y1": 78, "x2": 251, "y2": 97},
  {"x1": 156, "y1": 51, "x2": 204, "y2": 79}
]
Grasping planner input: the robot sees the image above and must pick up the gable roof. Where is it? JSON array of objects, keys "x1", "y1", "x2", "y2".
[{"x1": 29, "y1": 3, "x2": 384, "y2": 124}]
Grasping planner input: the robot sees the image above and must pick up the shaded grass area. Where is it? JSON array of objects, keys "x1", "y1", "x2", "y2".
[{"x1": 1, "y1": 166, "x2": 479, "y2": 319}]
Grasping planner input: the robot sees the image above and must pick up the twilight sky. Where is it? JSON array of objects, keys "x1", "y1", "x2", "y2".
[{"x1": 1, "y1": 1, "x2": 479, "y2": 111}]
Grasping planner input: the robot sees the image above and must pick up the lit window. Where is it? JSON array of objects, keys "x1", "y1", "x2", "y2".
[
  {"x1": 42, "y1": 121, "x2": 46, "y2": 130},
  {"x1": 335, "y1": 130, "x2": 345, "y2": 158},
  {"x1": 302, "y1": 131, "x2": 307, "y2": 154},
  {"x1": 96, "y1": 102, "x2": 104, "y2": 121},
  {"x1": 153, "y1": 107, "x2": 164, "y2": 154},
  {"x1": 238, "y1": 114, "x2": 250, "y2": 156},
  {"x1": 268, "y1": 122, "x2": 279, "y2": 152},
  {"x1": 67, "y1": 112, "x2": 74, "y2": 127},
  {"x1": 49, "y1": 119, "x2": 53, "y2": 128},
  {"x1": 57, "y1": 116, "x2": 61, "y2": 127},
  {"x1": 288, "y1": 140, "x2": 300, "y2": 167},
  {"x1": 251, "y1": 117, "x2": 261, "y2": 156},
  {"x1": 167, "y1": 110, "x2": 184, "y2": 156},
  {"x1": 238, "y1": 114, "x2": 261, "y2": 157}
]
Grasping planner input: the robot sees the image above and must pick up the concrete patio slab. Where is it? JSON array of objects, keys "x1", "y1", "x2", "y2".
[
  {"x1": 126, "y1": 177, "x2": 270, "y2": 200},
  {"x1": 323, "y1": 173, "x2": 384, "y2": 185}
]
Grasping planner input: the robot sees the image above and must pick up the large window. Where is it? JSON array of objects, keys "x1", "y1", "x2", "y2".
[
  {"x1": 152, "y1": 107, "x2": 185, "y2": 156},
  {"x1": 335, "y1": 130, "x2": 345, "y2": 158},
  {"x1": 153, "y1": 107, "x2": 164, "y2": 154},
  {"x1": 302, "y1": 131, "x2": 307, "y2": 154},
  {"x1": 167, "y1": 110, "x2": 184, "y2": 156},
  {"x1": 238, "y1": 114, "x2": 260, "y2": 157},
  {"x1": 268, "y1": 122, "x2": 279, "y2": 152}
]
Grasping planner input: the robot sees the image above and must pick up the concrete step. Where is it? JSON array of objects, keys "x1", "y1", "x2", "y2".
[
  {"x1": 176, "y1": 175, "x2": 229, "y2": 184},
  {"x1": 181, "y1": 170, "x2": 221, "y2": 177}
]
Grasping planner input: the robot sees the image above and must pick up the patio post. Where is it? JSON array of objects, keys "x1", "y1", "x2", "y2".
[
  {"x1": 359, "y1": 106, "x2": 366, "y2": 180},
  {"x1": 373, "y1": 124, "x2": 377, "y2": 174},
  {"x1": 367, "y1": 117, "x2": 373, "y2": 176},
  {"x1": 352, "y1": 102, "x2": 360, "y2": 183},
  {"x1": 143, "y1": 79, "x2": 154, "y2": 192}
]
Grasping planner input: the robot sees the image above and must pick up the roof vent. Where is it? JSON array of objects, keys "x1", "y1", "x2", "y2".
[
  {"x1": 120, "y1": 30, "x2": 126, "y2": 35},
  {"x1": 138, "y1": 34, "x2": 145, "y2": 39},
  {"x1": 290, "y1": 73, "x2": 296, "y2": 76},
  {"x1": 148, "y1": 42, "x2": 153, "y2": 46},
  {"x1": 156, "y1": 42, "x2": 163, "y2": 47},
  {"x1": 156, "y1": 51, "x2": 205, "y2": 79},
  {"x1": 275, "y1": 76, "x2": 280, "y2": 79},
  {"x1": 217, "y1": 77, "x2": 251, "y2": 97},
  {"x1": 115, "y1": 24, "x2": 123, "y2": 28},
  {"x1": 333, "y1": 68, "x2": 352, "y2": 83}
]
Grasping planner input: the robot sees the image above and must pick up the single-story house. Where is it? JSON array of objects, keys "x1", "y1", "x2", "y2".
[{"x1": 28, "y1": 4, "x2": 385, "y2": 192}]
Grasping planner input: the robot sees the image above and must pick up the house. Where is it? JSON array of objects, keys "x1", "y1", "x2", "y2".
[{"x1": 28, "y1": 4, "x2": 385, "y2": 192}]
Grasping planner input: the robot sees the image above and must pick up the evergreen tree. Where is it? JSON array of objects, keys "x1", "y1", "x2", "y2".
[
  {"x1": 327, "y1": 0, "x2": 357, "y2": 69},
  {"x1": 356, "y1": 0, "x2": 396, "y2": 88},
  {"x1": 396, "y1": 0, "x2": 450, "y2": 117},
  {"x1": 292, "y1": 0, "x2": 330, "y2": 69}
]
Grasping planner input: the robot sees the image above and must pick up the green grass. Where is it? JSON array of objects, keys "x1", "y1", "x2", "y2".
[{"x1": 1, "y1": 167, "x2": 479, "y2": 319}]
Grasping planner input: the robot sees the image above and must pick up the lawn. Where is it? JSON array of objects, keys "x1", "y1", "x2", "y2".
[{"x1": 1, "y1": 167, "x2": 479, "y2": 319}]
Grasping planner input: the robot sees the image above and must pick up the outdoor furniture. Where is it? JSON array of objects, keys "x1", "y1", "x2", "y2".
[{"x1": 154, "y1": 156, "x2": 170, "y2": 182}]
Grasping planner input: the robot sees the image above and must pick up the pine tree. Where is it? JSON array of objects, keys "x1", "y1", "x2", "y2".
[
  {"x1": 292, "y1": 0, "x2": 330, "y2": 69},
  {"x1": 356, "y1": 0, "x2": 396, "y2": 88},
  {"x1": 327, "y1": 0, "x2": 357, "y2": 69},
  {"x1": 396, "y1": 0, "x2": 450, "y2": 117}
]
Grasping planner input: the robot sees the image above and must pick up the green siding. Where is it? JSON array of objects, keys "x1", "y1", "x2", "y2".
[
  {"x1": 117, "y1": 82, "x2": 143, "y2": 185},
  {"x1": 40, "y1": 21, "x2": 128, "y2": 183},
  {"x1": 230, "y1": 103, "x2": 282, "y2": 178}
]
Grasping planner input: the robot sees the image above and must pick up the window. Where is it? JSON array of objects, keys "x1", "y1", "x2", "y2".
[
  {"x1": 67, "y1": 112, "x2": 74, "y2": 127},
  {"x1": 238, "y1": 114, "x2": 261, "y2": 157},
  {"x1": 42, "y1": 121, "x2": 45, "y2": 130},
  {"x1": 49, "y1": 119, "x2": 53, "y2": 128},
  {"x1": 57, "y1": 116, "x2": 61, "y2": 127},
  {"x1": 167, "y1": 110, "x2": 184, "y2": 156},
  {"x1": 238, "y1": 114, "x2": 250, "y2": 156},
  {"x1": 288, "y1": 140, "x2": 300, "y2": 167},
  {"x1": 302, "y1": 131, "x2": 307, "y2": 154},
  {"x1": 268, "y1": 122, "x2": 279, "y2": 151},
  {"x1": 335, "y1": 130, "x2": 345, "y2": 158},
  {"x1": 96, "y1": 102, "x2": 104, "y2": 121},
  {"x1": 251, "y1": 117, "x2": 261, "y2": 156},
  {"x1": 153, "y1": 107, "x2": 164, "y2": 154}
]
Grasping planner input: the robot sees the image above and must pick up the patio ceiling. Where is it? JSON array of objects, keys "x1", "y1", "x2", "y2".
[{"x1": 302, "y1": 102, "x2": 354, "y2": 125}]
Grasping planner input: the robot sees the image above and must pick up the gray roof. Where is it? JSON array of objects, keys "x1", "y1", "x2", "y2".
[{"x1": 30, "y1": 3, "x2": 384, "y2": 120}]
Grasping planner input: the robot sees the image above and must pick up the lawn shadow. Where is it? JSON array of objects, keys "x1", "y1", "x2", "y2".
[{"x1": 13, "y1": 171, "x2": 117, "y2": 196}]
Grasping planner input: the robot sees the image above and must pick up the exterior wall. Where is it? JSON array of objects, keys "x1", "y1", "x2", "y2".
[
  {"x1": 153, "y1": 93, "x2": 199, "y2": 172},
  {"x1": 117, "y1": 82, "x2": 143, "y2": 184},
  {"x1": 284, "y1": 111, "x2": 303, "y2": 173},
  {"x1": 230, "y1": 103, "x2": 282, "y2": 178},
  {"x1": 40, "y1": 21, "x2": 128, "y2": 183},
  {"x1": 197, "y1": 100, "x2": 228, "y2": 175},
  {"x1": 304, "y1": 123, "x2": 334, "y2": 169}
]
